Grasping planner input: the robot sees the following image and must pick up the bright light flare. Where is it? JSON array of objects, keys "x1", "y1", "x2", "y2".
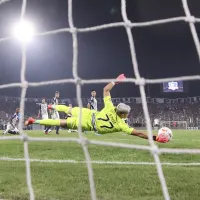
[{"x1": 13, "y1": 21, "x2": 35, "y2": 43}]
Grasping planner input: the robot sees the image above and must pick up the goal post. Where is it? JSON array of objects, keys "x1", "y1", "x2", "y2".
[{"x1": 160, "y1": 121, "x2": 188, "y2": 130}]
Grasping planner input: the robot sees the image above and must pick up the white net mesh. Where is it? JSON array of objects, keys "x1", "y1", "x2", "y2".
[{"x1": 0, "y1": 0, "x2": 200, "y2": 200}]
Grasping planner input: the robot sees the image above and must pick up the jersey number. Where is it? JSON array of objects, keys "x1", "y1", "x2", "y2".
[{"x1": 97, "y1": 114, "x2": 114, "y2": 129}]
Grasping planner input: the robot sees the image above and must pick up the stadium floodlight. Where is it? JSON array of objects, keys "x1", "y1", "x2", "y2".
[{"x1": 12, "y1": 20, "x2": 35, "y2": 43}]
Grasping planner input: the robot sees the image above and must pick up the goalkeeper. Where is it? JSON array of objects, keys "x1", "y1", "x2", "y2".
[{"x1": 25, "y1": 74, "x2": 168, "y2": 143}]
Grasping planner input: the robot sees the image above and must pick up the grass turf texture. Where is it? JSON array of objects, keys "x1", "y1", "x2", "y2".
[{"x1": 0, "y1": 130, "x2": 200, "y2": 200}]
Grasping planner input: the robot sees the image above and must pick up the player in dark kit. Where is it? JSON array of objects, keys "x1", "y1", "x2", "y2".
[
  {"x1": 87, "y1": 90, "x2": 99, "y2": 135},
  {"x1": 87, "y1": 90, "x2": 97, "y2": 111},
  {"x1": 3, "y1": 108, "x2": 20, "y2": 135}
]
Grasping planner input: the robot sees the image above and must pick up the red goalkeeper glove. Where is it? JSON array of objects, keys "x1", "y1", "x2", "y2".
[
  {"x1": 115, "y1": 74, "x2": 126, "y2": 84},
  {"x1": 156, "y1": 133, "x2": 169, "y2": 143}
]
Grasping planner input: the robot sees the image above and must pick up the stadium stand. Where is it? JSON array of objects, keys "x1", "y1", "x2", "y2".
[{"x1": 0, "y1": 96, "x2": 199, "y2": 129}]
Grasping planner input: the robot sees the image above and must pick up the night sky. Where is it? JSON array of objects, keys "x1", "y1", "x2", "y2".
[{"x1": 0, "y1": 0, "x2": 200, "y2": 99}]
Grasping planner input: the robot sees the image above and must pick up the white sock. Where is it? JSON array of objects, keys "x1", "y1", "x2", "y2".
[{"x1": 4, "y1": 127, "x2": 10, "y2": 134}]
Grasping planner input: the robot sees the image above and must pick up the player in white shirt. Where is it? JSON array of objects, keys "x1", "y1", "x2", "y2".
[
  {"x1": 3, "y1": 108, "x2": 20, "y2": 135},
  {"x1": 153, "y1": 118, "x2": 160, "y2": 129},
  {"x1": 87, "y1": 90, "x2": 99, "y2": 135},
  {"x1": 51, "y1": 91, "x2": 60, "y2": 134},
  {"x1": 38, "y1": 98, "x2": 51, "y2": 134},
  {"x1": 87, "y1": 90, "x2": 97, "y2": 111}
]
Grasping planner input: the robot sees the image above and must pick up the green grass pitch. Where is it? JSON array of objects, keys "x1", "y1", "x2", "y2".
[{"x1": 0, "y1": 130, "x2": 200, "y2": 200}]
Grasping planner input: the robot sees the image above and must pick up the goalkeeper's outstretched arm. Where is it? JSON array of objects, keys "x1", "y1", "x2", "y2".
[
  {"x1": 103, "y1": 74, "x2": 126, "y2": 97},
  {"x1": 103, "y1": 82, "x2": 115, "y2": 97},
  {"x1": 131, "y1": 129, "x2": 168, "y2": 143},
  {"x1": 131, "y1": 129, "x2": 156, "y2": 141}
]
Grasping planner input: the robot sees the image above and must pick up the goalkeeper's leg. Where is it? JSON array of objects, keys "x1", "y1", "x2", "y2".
[
  {"x1": 25, "y1": 117, "x2": 78, "y2": 130},
  {"x1": 49, "y1": 105, "x2": 79, "y2": 117},
  {"x1": 25, "y1": 109, "x2": 93, "y2": 131}
]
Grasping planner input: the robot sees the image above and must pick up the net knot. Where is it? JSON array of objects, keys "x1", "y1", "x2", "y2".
[
  {"x1": 70, "y1": 27, "x2": 77, "y2": 33},
  {"x1": 125, "y1": 20, "x2": 132, "y2": 28},
  {"x1": 135, "y1": 78, "x2": 145, "y2": 86},
  {"x1": 151, "y1": 145, "x2": 160, "y2": 155},
  {"x1": 185, "y1": 16, "x2": 195, "y2": 23},
  {"x1": 80, "y1": 138, "x2": 89, "y2": 146},
  {"x1": 21, "y1": 134, "x2": 29, "y2": 142},
  {"x1": 22, "y1": 81, "x2": 28, "y2": 89},
  {"x1": 75, "y1": 78, "x2": 82, "y2": 85}
]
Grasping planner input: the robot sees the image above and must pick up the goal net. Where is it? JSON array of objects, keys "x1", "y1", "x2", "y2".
[
  {"x1": 1, "y1": 0, "x2": 200, "y2": 200},
  {"x1": 160, "y1": 121, "x2": 188, "y2": 130}
]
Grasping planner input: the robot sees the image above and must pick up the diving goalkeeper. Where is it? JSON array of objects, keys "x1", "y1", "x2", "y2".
[{"x1": 25, "y1": 74, "x2": 168, "y2": 143}]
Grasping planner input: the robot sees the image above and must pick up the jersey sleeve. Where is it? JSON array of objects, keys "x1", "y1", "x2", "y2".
[
  {"x1": 88, "y1": 97, "x2": 93, "y2": 105},
  {"x1": 52, "y1": 98, "x2": 56, "y2": 104},
  {"x1": 103, "y1": 96, "x2": 114, "y2": 109},
  {"x1": 120, "y1": 122, "x2": 134, "y2": 135},
  {"x1": 9, "y1": 114, "x2": 14, "y2": 123}
]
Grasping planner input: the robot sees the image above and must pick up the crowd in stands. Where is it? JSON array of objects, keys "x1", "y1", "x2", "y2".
[
  {"x1": 128, "y1": 102, "x2": 200, "y2": 127},
  {"x1": 0, "y1": 96, "x2": 200, "y2": 128}
]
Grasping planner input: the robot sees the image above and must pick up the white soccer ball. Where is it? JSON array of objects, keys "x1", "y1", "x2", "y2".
[{"x1": 158, "y1": 127, "x2": 173, "y2": 141}]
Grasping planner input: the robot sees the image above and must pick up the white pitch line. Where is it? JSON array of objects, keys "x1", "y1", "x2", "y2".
[
  {"x1": 0, "y1": 157, "x2": 200, "y2": 166},
  {"x1": 103, "y1": 138, "x2": 130, "y2": 141}
]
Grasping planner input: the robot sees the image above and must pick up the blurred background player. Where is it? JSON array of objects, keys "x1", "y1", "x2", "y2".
[
  {"x1": 153, "y1": 118, "x2": 160, "y2": 130},
  {"x1": 37, "y1": 98, "x2": 51, "y2": 134},
  {"x1": 87, "y1": 90, "x2": 99, "y2": 135},
  {"x1": 87, "y1": 90, "x2": 97, "y2": 111},
  {"x1": 3, "y1": 108, "x2": 20, "y2": 135},
  {"x1": 51, "y1": 91, "x2": 60, "y2": 134}
]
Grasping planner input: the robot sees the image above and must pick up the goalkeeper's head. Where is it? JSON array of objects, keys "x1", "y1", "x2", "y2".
[{"x1": 116, "y1": 103, "x2": 131, "y2": 119}]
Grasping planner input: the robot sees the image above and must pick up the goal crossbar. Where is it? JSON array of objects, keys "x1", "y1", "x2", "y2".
[{"x1": 0, "y1": 0, "x2": 199, "y2": 200}]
